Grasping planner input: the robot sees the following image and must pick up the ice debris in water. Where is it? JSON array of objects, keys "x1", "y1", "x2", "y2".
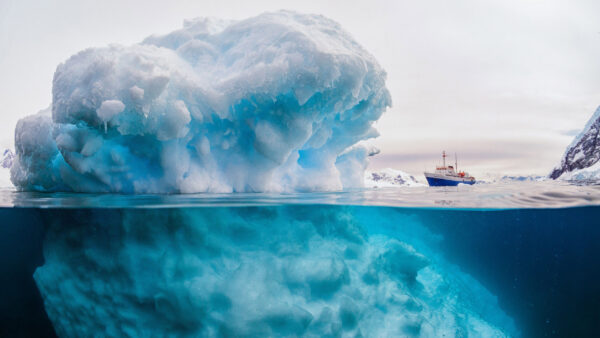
[
  {"x1": 34, "y1": 207, "x2": 517, "y2": 337},
  {"x1": 11, "y1": 11, "x2": 391, "y2": 193}
]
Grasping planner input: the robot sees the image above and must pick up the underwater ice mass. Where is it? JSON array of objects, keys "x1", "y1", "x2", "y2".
[
  {"x1": 11, "y1": 11, "x2": 391, "y2": 193},
  {"x1": 34, "y1": 207, "x2": 517, "y2": 337}
]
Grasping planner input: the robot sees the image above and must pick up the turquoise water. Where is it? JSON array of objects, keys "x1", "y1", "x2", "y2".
[{"x1": 1, "y1": 182, "x2": 599, "y2": 337}]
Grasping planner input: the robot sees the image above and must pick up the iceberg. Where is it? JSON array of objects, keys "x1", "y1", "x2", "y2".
[
  {"x1": 34, "y1": 206, "x2": 517, "y2": 337},
  {"x1": 11, "y1": 11, "x2": 391, "y2": 193}
]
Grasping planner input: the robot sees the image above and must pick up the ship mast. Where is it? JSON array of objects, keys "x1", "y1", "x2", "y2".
[
  {"x1": 442, "y1": 150, "x2": 446, "y2": 167},
  {"x1": 455, "y1": 153, "x2": 458, "y2": 172}
]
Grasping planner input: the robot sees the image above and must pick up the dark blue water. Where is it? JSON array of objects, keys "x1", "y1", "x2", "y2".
[
  {"x1": 0, "y1": 209, "x2": 56, "y2": 337},
  {"x1": 419, "y1": 207, "x2": 600, "y2": 337},
  {"x1": 1, "y1": 205, "x2": 599, "y2": 337}
]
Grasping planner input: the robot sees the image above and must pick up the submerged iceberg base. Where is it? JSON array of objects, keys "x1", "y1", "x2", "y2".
[{"x1": 34, "y1": 207, "x2": 515, "y2": 337}]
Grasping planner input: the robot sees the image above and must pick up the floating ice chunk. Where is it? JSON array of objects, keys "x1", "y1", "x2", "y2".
[{"x1": 12, "y1": 11, "x2": 392, "y2": 193}]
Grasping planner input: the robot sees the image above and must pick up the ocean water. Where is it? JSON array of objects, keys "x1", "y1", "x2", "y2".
[{"x1": 1, "y1": 181, "x2": 599, "y2": 337}]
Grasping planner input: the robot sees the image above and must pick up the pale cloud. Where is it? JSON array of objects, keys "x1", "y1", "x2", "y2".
[
  {"x1": 1, "y1": 0, "x2": 599, "y2": 175},
  {"x1": 371, "y1": 136, "x2": 572, "y2": 178}
]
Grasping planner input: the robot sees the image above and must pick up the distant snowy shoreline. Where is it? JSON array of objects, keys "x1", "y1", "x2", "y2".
[{"x1": 364, "y1": 168, "x2": 424, "y2": 187}]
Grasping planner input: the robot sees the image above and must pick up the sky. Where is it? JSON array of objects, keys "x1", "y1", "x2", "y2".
[{"x1": 1, "y1": 0, "x2": 599, "y2": 177}]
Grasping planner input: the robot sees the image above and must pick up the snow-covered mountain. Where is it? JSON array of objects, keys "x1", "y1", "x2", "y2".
[
  {"x1": 365, "y1": 168, "x2": 424, "y2": 187},
  {"x1": 1, "y1": 149, "x2": 15, "y2": 187},
  {"x1": 550, "y1": 106, "x2": 600, "y2": 182}
]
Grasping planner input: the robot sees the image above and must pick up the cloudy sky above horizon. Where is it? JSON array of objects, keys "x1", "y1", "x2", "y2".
[{"x1": 1, "y1": 0, "x2": 599, "y2": 176}]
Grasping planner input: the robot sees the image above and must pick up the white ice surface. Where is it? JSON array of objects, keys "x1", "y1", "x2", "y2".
[{"x1": 12, "y1": 11, "x2": 391, "y2": 193}]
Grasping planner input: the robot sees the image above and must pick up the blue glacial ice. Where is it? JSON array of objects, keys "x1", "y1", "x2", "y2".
[
  {"x1": 33, "y1": 206, "x2": 517, "y2": 337},
  {"x1": 11, "y1": 11, "x2": 391, "y2": 193}
]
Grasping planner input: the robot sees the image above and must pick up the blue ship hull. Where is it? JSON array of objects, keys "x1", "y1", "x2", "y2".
[{"x1": 426, "y1": 176, "x2": 476, "y2": 186}]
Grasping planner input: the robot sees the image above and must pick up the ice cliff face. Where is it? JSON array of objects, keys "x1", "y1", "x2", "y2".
[
  {"x1": 11, "y1": 11, "x2": 391, "y2": 193},
  {"x1": 34, "y1": 207, "x2": 516, "y2": 337},
  {"x1": 550, "y1": 106, "x2": 600, "y2": 182},
  {"x1": 365, "y1": 168, "x2": 424, "y2": 187}
]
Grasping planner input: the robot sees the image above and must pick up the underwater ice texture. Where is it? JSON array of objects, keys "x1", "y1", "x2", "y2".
[
  {"x1": 33, "y1": 206, "x2": 516, "y2": 337},
  {"x1": 11, "y1": 11, "x2": 391, "y2": 193}
]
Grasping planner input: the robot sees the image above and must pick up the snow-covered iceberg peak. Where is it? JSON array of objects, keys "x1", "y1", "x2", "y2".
[
  {"x1": 550, "y1": 106, "x2": 600, "y2": 182},
  {"x1": 11, "y1": 11, "x2": 391, "y2": 193}
]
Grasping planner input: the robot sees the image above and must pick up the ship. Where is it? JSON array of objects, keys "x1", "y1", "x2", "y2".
[{"x1": 424, "y1": 151, "x2": 476, "y2": 186}]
